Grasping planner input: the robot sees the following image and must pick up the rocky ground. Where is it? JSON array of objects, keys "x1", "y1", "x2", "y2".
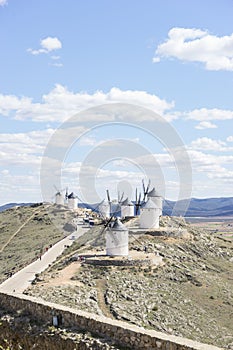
[{"x1": 25, "y1": 215, "x2": 233, "y2": 349}]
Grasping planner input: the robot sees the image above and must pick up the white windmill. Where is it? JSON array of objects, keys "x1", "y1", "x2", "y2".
[
  {"x1": 120, "y1": 197, "x2": 134, "y2": 218},
  {"x1": 105, "y1": 217, "x2": 128, "y2": 256},
  {"x1": 98, "y1": 199, "x2": 111, "y2": 219},
  {"x1": 103, "y1": 189, "x2": 122, "y2": 217},
  {"x1": 67, "y1": 192, "x2": 78, "y2": 210},
  {"x1": 53, "y1": 185, "x2": 65, "y2": 205},
  {"x1": 140, "y1": 198, "x2": 160, "y2": 229},
  {"x1": 147, "y1": 187, "x2": 163, "y2": 216}
]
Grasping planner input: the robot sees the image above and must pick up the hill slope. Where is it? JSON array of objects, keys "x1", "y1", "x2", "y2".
[
  {"x1": 0, "y1": 203, "x2": 77, "y2": 283},
  {"x1": 25, "y1": 216, "x2": 233, "y2": 349}
]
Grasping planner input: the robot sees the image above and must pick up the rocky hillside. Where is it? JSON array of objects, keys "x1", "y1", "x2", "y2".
[
  {"x1": 0, "y1": 203, "x2": 78, "y2": 283},
  {"x1": 25, "y1": 216, "x2": 233, "y2": 349}
]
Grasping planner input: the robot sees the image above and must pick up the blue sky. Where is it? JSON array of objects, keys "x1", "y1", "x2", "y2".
[{"x1": 0, "y1": 0, "x2": 233, "y2": 205}]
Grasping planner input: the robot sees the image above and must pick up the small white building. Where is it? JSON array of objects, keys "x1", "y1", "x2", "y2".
[
  {"x1": 106, "y1": 218, "x2": 128, "y2": 256},
  {"x1": 67, "y1": 192, "x2": 78, "y2": 210},
  {"x1": 140, "y1": 198, "x2": 160, "y2": 229},
  {"x1": 55, "y1": 192, "x2": 64, "y2": 205},
  {"x1": 120, "y1": 198, "x2": 134, "y2": 218},
  {"x1": 147, "y1": 187, "x2": 163, "y2": 216},
  {"x1": 99, "y1": 200, "x2": 111, "y2": 219}
]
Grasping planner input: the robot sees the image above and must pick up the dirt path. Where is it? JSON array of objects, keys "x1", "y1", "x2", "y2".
[
  {"x1": 40, "y1": 262, "x2": 82, "y2": 287},
  {"x1": 95, "y1": 279, "x2": 114, "y2": 319},
  {"x1": 0, "y1": 207, "x2": 43, "y2": 253}
]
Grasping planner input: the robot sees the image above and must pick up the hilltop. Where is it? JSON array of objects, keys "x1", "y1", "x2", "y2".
[
  {"x1": 14, "y1": 209, "x2": 232, "y2": 349},
  {"x1": 0, "y1": 204, "x2": 232, "y2": 348}
]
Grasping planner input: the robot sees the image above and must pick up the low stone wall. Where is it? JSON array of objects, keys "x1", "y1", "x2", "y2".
[
  {"x1": 130, "y1": 228, "x2": 190, "y2": 239},
  {"x1": 0, "y1": 292, "x2": 223, "y2": 350},
  {"x1": 84, "y1": 258, "x2": 151, "y2": 267}
]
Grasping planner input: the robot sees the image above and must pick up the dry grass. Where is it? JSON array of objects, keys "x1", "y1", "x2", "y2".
[{"x1": 0, "y1": 203, "x2": 76, "y2": 283}]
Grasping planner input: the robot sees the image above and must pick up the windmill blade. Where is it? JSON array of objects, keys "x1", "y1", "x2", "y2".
[
  {"x1": 138, "y1": 192, "x2": 141, "y2": 204},
  {"x1": 142, "y1": 181, "x2": 147, "y2": 200},
  {"x1": 135, "y1": 203, "x2": 140, "y2": 215},
  {"x1": 106, "y1": 189, "x2": 111, "y2": 203},
  {"x1": 95, "y1": 199, "x2": 105, "y2": 210},
  {"x1": 53, "y1": 184, "x2": 59, "y2": 191},
  {"x1": 135, "y1": 188, "x2": 138, "y2": 202},
  {"x1": 142, "y1": 180, "x2": 146, "y2": 196},
  {"x1": 135, "y1": 191, "x2": 141, "y2": 215},
  {"x1": 120, "y1": 192, "x2": 124, "y2": 203},
  {"x1": 99, "y1": 215, "x2": 114, "y2": 236},
  {"x1": 104, "y1": 215, "x2": 114, "y2": 228},
  {"x1": 142, "y1": 179, "x2": 151, "y2": 200},
  {"x1": 146, "y1": 179, "x2": 151, "y2": 194},
  {"x1": 65, "y1": 187, "x2": 68, "y2": 199},
  {"x1": 93, "y1": 199, "x2": 107, "y2": 218}
]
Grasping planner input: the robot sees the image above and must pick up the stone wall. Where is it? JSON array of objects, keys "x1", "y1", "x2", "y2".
[
  {"x1": 0, "y1": 292, "x2": 223, "y2": 350},
  {"x1": 84, "y1": 258, "x2": 151, "y2": 267}
]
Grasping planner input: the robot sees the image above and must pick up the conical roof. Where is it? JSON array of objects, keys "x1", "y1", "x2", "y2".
[
  {"x1": 111, "y1": 218, "x2": 128, "y2": 231},
  {"x1": 68, "y1": 192, "x2": 77, "y2": 199},
  {"x1": 121, "y1": 197, "x2": 133, "y2": 206},
  {"x1": 141, "y1": 198, "x2": 157, "y2": 209},
  {"x1": 147, "y1": 187, "x2": 161, "y2": 198}
]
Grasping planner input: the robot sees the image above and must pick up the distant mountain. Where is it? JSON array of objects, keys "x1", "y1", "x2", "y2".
[
  {"x1": 0, "y1": 202, "x2": 34, "y2": 212},
  {"x1": 1, "y1": 197, "x2": 233, "y2": 217},
  {"x1": 163, "y1": 197, "x2": 233, "y2": 217}
]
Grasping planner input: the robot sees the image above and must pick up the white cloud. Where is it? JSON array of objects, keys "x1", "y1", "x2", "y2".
[
  {"x1": 0, "y1": 129, "x2": 55, "y2": 167},
  {"x1": 40, "y1": 37, "x2": 62, "y2": 51},
  {"x1": 0, "y1": 94, "x2": 32, "y2": 116},
  {"x1": 152, "y1": 57, "x2": 160, "y2": 63},
  {"x1": 78, "y1": 136, "x2": 97, "y2": 146},
  {"x1": 0, "y1": 0, "x2": 7, "y2": 6},
  {"x1": 154, "y1": 27, "x2": 233, "y2": 71},
  {"x1": 188, "y1": 150, "x2": 233, "y2": 174},
  {"x1": 208, "y1": 170, "x2": 233, "y2": 180},
  {"x1": 0, "y1": 171, "x2": 43, "y2": 204},
  {"x1": 186, "y1": 108, "x2": 233, "y2": 121},
  {"x1": 190, "y1": 137, "x2": 232, "y2": 152},
  {"x1": 227, "y1": 136, "x2": 233, "y2": 142},
  {"x1": 50, "y1": 62, "x2": 63, "y2": 67},
  {"x1": 0, "y1": 85, "x2": 174, "y2": 122},
  {"x1": 134, "y1": 149, "x2": 233, "y2": 180},
  {"x1": 195, "y1": 121, "x2": 217, "y2": 130},
  {"x1": 27, "y1": 36, "x2": 62, "y2": 55},
  {"x1": 51, "y1": 55, "x2": 60, "y2": 60},
  {"x1": 4, "y1": 86, "x2": 232, "y2": 129}
]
